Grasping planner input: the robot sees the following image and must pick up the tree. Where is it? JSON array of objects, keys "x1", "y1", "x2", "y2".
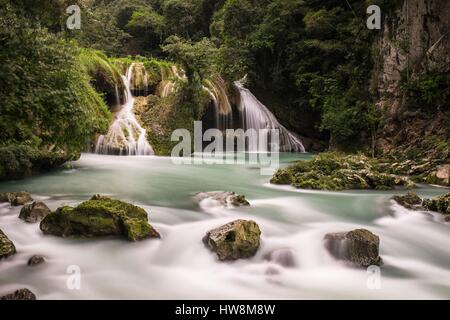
[{"x1": 162, "y1": 35, "x2": 218, "y2": 82}]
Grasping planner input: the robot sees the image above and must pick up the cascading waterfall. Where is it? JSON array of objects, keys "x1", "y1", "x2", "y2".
[
  {"x1": 157, "y1": 65, "x2": 186, "y2": 98},
  {"x1": 95, "y1": 64, "x2": 154, "y2": 156},
  {"x1": 203, "y1": 75, "x2": 234, "y2": 131},
  {"x1": 234, "y1": 80, "x2": 305, "y2": 153}
]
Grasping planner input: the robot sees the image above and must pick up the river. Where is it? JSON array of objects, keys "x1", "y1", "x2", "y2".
[{"x1": 0, "y1": 153, "x2": 449, "y2": 299}]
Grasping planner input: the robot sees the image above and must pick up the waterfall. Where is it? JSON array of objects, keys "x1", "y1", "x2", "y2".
[
  {"x1": 234, "y1": 80, "x2": 305, "y2": 153},
  {"x1": 203, "y1": 75, "x2": 234, "y2": 131},
  {"x1": 157, "y1": 65, "x2": 186, "y2": 98},
  {"x1": 95, "y1": 64, "x2": 154, "y2": 156}
]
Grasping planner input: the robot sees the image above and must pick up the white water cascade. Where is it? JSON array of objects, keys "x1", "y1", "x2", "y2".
[
  {"x1": 95, "y1": 64, "x2": 154, "y2": 156},
  {"x1": 234, "y1": 80, "x2": 306, "y2": 152}
]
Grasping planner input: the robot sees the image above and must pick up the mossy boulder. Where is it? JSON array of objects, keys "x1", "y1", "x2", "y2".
[
  {"x1": 203, "y1": 220, "x2": 261, "y2": 261},
  {"x1": 19, "y1": 201, "x2": 51, "y2": 223},
  {"x1": 0, "y1": 288, "x2": 36, "y2": 300},
  {"x1": 423, "y1": 192, "x2": 450, "y2": 216},
  {"x1": 40, "y1": 196, "x2": 160, "y2": 241},
  {"x1": 324, "y1": 229, "x2": 382, "y2": 268},
  {"x1": 193, "y1": 191, "x2": 250, "y2": 208},
  {"x1": 271, "y1": 153, "x2": 413, "y2": 191},
  {"x1": 0, "y1": 145, "x2": 78, "y2": 182},
  {"x1": 0, "y1": 229, "x2": 16, "y2": 260},
  {"x1": 392, "y1": 192, "x2": 423, "y2": 210},
  {"x1": 0, "y1": 191, "x2": 33, "y2": 206}
]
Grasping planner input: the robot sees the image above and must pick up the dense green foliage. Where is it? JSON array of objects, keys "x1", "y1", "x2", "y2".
[
  {"x1": 402, "y1": 72, "x2": 450, "y2": 112},
  {"x1": 0, "y1": 2, "x2": 111, "y2": 152},
  {"x1": 74, "y1": 0, "x2": 399, "y2": 150}
]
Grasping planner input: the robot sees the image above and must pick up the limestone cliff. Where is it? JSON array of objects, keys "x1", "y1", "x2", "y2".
[{"x1": 374, "y1": 0, "x2": 450, "y2": 158}]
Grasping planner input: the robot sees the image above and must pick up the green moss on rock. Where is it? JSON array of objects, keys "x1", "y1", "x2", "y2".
[
  {"x1": 0, "y1": 146, "x2": 78, "y2": 182},
  {"x1": 392, "y1": 192, "x2": 423, "y2": 210},
  {"x1": 0, "y1": 230, "x2": 16, "y2": 260},
  {"x1": 40, "y1": 196, "x2": 160, "y2": 241},
  {"x1": 271, "y1": 153, "x2": 413, "y2": 191},
  {"x1": 203, "y1": 220, "x2": 261, "y2": 261},
  {"x1": 423, "y1": 192, "x2": 450, "y2": 216},
  {"x1": 324, "y1": 229, "x2": 382, "y2": 268}
]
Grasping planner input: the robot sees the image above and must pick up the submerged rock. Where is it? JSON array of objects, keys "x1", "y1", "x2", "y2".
[
  {"x1": 28, "y1": 255, "x2": 45, "y2": 266},
  {"x1": 0, "y1": 191, "x2": 33, "y2": 206},
  {"x1": 203, "y1": 219, "x2": 261, "y2": 261},
  {"x1": 392, "y1": 192, "x2": 423, "y2": 210},
  {"x1": 40, "y1": 196, "x2": 160, "y2": 241},
  {"x1": 0, "y1": 229, "x2": 16, "y2": 260},
  {"x1": 0, "y1": 288, "x2": 36, "y2": 300},
  {"x1": 264, "y1": 248, "x2": 296, "y2": 268},
  {"x1": 19, "y1": 202, "x2": 51, "y2": 223},
  {"x1": 324, "y1": 229, "x2": 382, "y2": 268},
  {"x1": 194, "y1": 191, "x2": 250, "y2": 208}
]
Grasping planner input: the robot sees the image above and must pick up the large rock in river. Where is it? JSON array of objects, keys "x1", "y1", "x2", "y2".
[
  {"x1": 324, "y1": 229, "x2": 382, "y2": 268},
  {"x1": 0, "y1": 229, "x2": 16, "y2": 260},
  {"x1": 203, "y1": 219, "x2": 261, "y2": 261},
  {"x1": 0, "y1": 288, "x2": 36, "y2": 300},
  {"x1": 19, "y1": 201, "x2": 51, "y2": 223},
  {"x1": 0, "y1": 191, "x2": 33, "y2": 206},
  {"x1": 392, "y1": 192, "x2": 423, "y2": 210},
  {"x1": 40, "y1": 196, "x2": 160, "y2": 241}
]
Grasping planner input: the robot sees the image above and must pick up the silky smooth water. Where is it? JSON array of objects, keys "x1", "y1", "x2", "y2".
[{"x1": 0, "y1": 153, "x2": 449, "y2": 299}]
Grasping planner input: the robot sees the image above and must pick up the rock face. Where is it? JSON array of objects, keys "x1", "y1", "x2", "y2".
[
  {"x1": 427, "y1": 165, "x2": 450, "y2": 186},
  {"x1": 40, "y1": 196, "x2": 160, "y2": 241},
  {"x1": 0, "y1": 229, "x2": 16, "y2": 260},
  {"x1": 0, "y1": 191, "x2": 33, "y2": 206},
  {"x1": 194, "y1": 191, "x2": 250, "y2": 207},
  {"x1": 392, "y1": 192, "x2": 423, "y2": 209},
  {"x1": 375, "y1": 0, "x2": 450, "y2": 157},
  {"x1": 324, "y1": 229, "x2": 382, "y2": 268},
  {"x1": 28, "y1": 255, "x2": 45, "y2": 266},
  {"x1": 19, "y1": 202, "x2": 51, "y2": 223},
  {"x1": 203, "y1": 220, "x2": 261, "y2": 261},
  {"x1": 0, "y1": 288, "x2": 36, "y2": 300}
]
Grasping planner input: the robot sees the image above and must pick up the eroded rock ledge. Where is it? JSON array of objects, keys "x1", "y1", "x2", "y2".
[
  {"x1": 393, "y1": 192, "x2": 450, "y2": 221},
  {"x1": 271, "y1": 153, "x2": 415, "y2": 191}
]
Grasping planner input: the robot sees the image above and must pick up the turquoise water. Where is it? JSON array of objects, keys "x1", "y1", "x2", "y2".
[{"x1": 0, "y1": 153, "x2": 449, "y2": 299}]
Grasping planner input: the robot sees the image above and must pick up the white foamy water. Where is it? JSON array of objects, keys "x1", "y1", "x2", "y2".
[
  {"x1": 95, "y1": 64, "x2": 154, "y2": 156},
  {"x1": 234, "y1": 80, "x2": 305, "y2": 153},
  {"x1": 0, "y1": 153, "x2": 449, "y2": 299}
]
